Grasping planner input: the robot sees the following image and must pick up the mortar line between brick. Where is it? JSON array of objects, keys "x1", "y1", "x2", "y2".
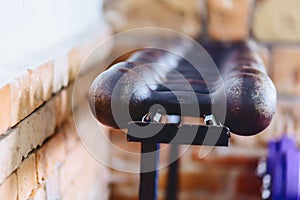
[
  {"x1": 248, "y1": 0, "x2": 256, "y2": 39},
  {"x1": 0, "y1": 97, "x2": 73, "y2": 186},
  {"x1": 0, "y1": 86, "x2": 71, "y2": 142}
]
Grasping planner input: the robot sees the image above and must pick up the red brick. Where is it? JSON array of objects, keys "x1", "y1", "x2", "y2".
[
  {"x1": 17, "y1": 154, "x2": 38, "y2": 200},
  {"x1": 192, "y1": 146, "x2": 261, "y2": 169},
  {"x1": 253, "y1": 0, "x2": 300, "y2": 42},
  {"x1": 0, "y1": 62, "x2": 54, "y2": 135},
  {"x1": 178, "y1": 191, "x2": 223, "y2": 200},
  {"x1": 11, "y1": 63, "x2": 53, "y2": 126},
  {"x1": 207, "y1": 0, "x2": 253, "y2": 41},
  {"x1": 110, "y1": 193, "x2": 138, "y2": 200},
  {"x1": 36, "y1": 131, "x2": 67, "y2": 183},
  {"x1": 45, "y1": 170, "x2": 61, "y2": 200},
  {"x1": 179, "y1": 171, "x2": 228, "y2": 193},
  {"x1": 72, "y1": 66, "x2": 100, "y2": 108},
  {"x1": 68, "y1": 48, "x2": 81, "y2": 82},
  {"x1": 231, "y1": 195, "x2": 261, "y2": 200},
  {"x1": 110, "y1": 131, "x2": 140, "y2": 154},
  {"x1": 258, "y1": 45, "x2": 271, "y2": 74},
  {"x1": 53, "y1": 55, "x2": 69, "y2": 93},
  {"x1": 110, "y1": 185, "x2": 168, "y2": 200},
  {"x1": 105, "y1": 0, "x2": 201, "y2": 38},
  {"x1": 60, "y1": 142, "x2": 109, "y2": 200},
  {"x1": 111, "y1": 170, "x2": 139, "y2": 187},
  {"x1": 59, "y1": 145, "x2": 83, "y2": 195},
  {"x1": 0, "y1": 84, "x2": 11, "y2": 135},
  {"x1": 230, "y1": 134, "x2": 263, "y2": 148},
  {"x1": 62, "y1": 118, "x2": 80, "y2": 153},
  {"x1": 54, "y1": 87, "x2": 72, "y2": 128},
  {"x1": 28, "y1": 184, "x2": 46, "y2": 200},
  {"x1": 235, "y1": 173, "x2": 261, "y2": 196},
  {"x1": 37, "y1": 62, "x2": 53, "y2": 101},
  {"x1": 0, "y1": 99, "x2": 56, "y2": 184},
  {"x1": 0, "y1": 173, "x2": 18, "y2": 200},
  {"x1": 272, "y1": 46, "x2": 300, "y2": 95}
]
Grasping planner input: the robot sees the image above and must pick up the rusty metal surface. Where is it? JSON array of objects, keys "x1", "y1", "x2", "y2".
[{"x1": 89, "y1": 41, "x2": 277, "y2": 136}]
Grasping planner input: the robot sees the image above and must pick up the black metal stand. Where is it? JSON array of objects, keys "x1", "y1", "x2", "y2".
[
  {"x1": 139, "y1": 142, "x2": 160, "y2": 200},
  {"x1": 166, "y1": 144, "x2": 179, "y2": 200},
  {"x1": 128, "y1": 121, "x2": 230, "y2": 200}
]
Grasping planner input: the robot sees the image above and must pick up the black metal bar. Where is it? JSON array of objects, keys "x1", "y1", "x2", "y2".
[
  {"x1": 166, "y1": 144, "x2": 179, "y2": 200},
  {"x1": 139, "y1": 142, "x2": 160, "y2": 200},
  {"x1": 128, "y1": 122, "x2": 230, "y2": 146},
  {"x1": 128, "y1": 121, "x2": 230, "y2": 200}
]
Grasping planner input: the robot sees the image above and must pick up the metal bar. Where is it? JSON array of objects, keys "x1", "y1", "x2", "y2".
[
  {"x1": 139, "y1": 142, "x2": 160, "y2": 200},
  {"x1": 166, "y1": 144, "x2": 179, "y2": 200},
  {"x1": 128, "y1": 122, "x2": 230, "y2": 146}
]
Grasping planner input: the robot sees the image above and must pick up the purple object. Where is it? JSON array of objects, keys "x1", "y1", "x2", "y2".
[{"x1": 266, "y1": 136, "x2": 300, "y2": 200}]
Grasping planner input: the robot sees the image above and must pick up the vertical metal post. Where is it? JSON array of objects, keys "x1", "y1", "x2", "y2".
[
  {"x1": 166, "y1": 144, "x2": 179, "y2": 200},
  {"x1": 139, "y1": 142, "x2": 160, "y2": 200}
]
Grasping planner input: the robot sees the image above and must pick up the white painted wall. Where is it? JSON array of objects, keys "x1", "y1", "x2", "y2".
[{"x1": 0, "y1": 0, "x2": 104, "y2": 65}]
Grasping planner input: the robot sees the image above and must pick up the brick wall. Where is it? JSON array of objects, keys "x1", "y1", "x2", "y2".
[
  {"x1": 106, "y1": 0, "x2": 300, "y2": 199},
  {"x1": 0, "y1": 24, "x2": 111, "y2": 199},
  {"x1": 1, "y1": 0, "x2": 299, "y2": 199}
]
